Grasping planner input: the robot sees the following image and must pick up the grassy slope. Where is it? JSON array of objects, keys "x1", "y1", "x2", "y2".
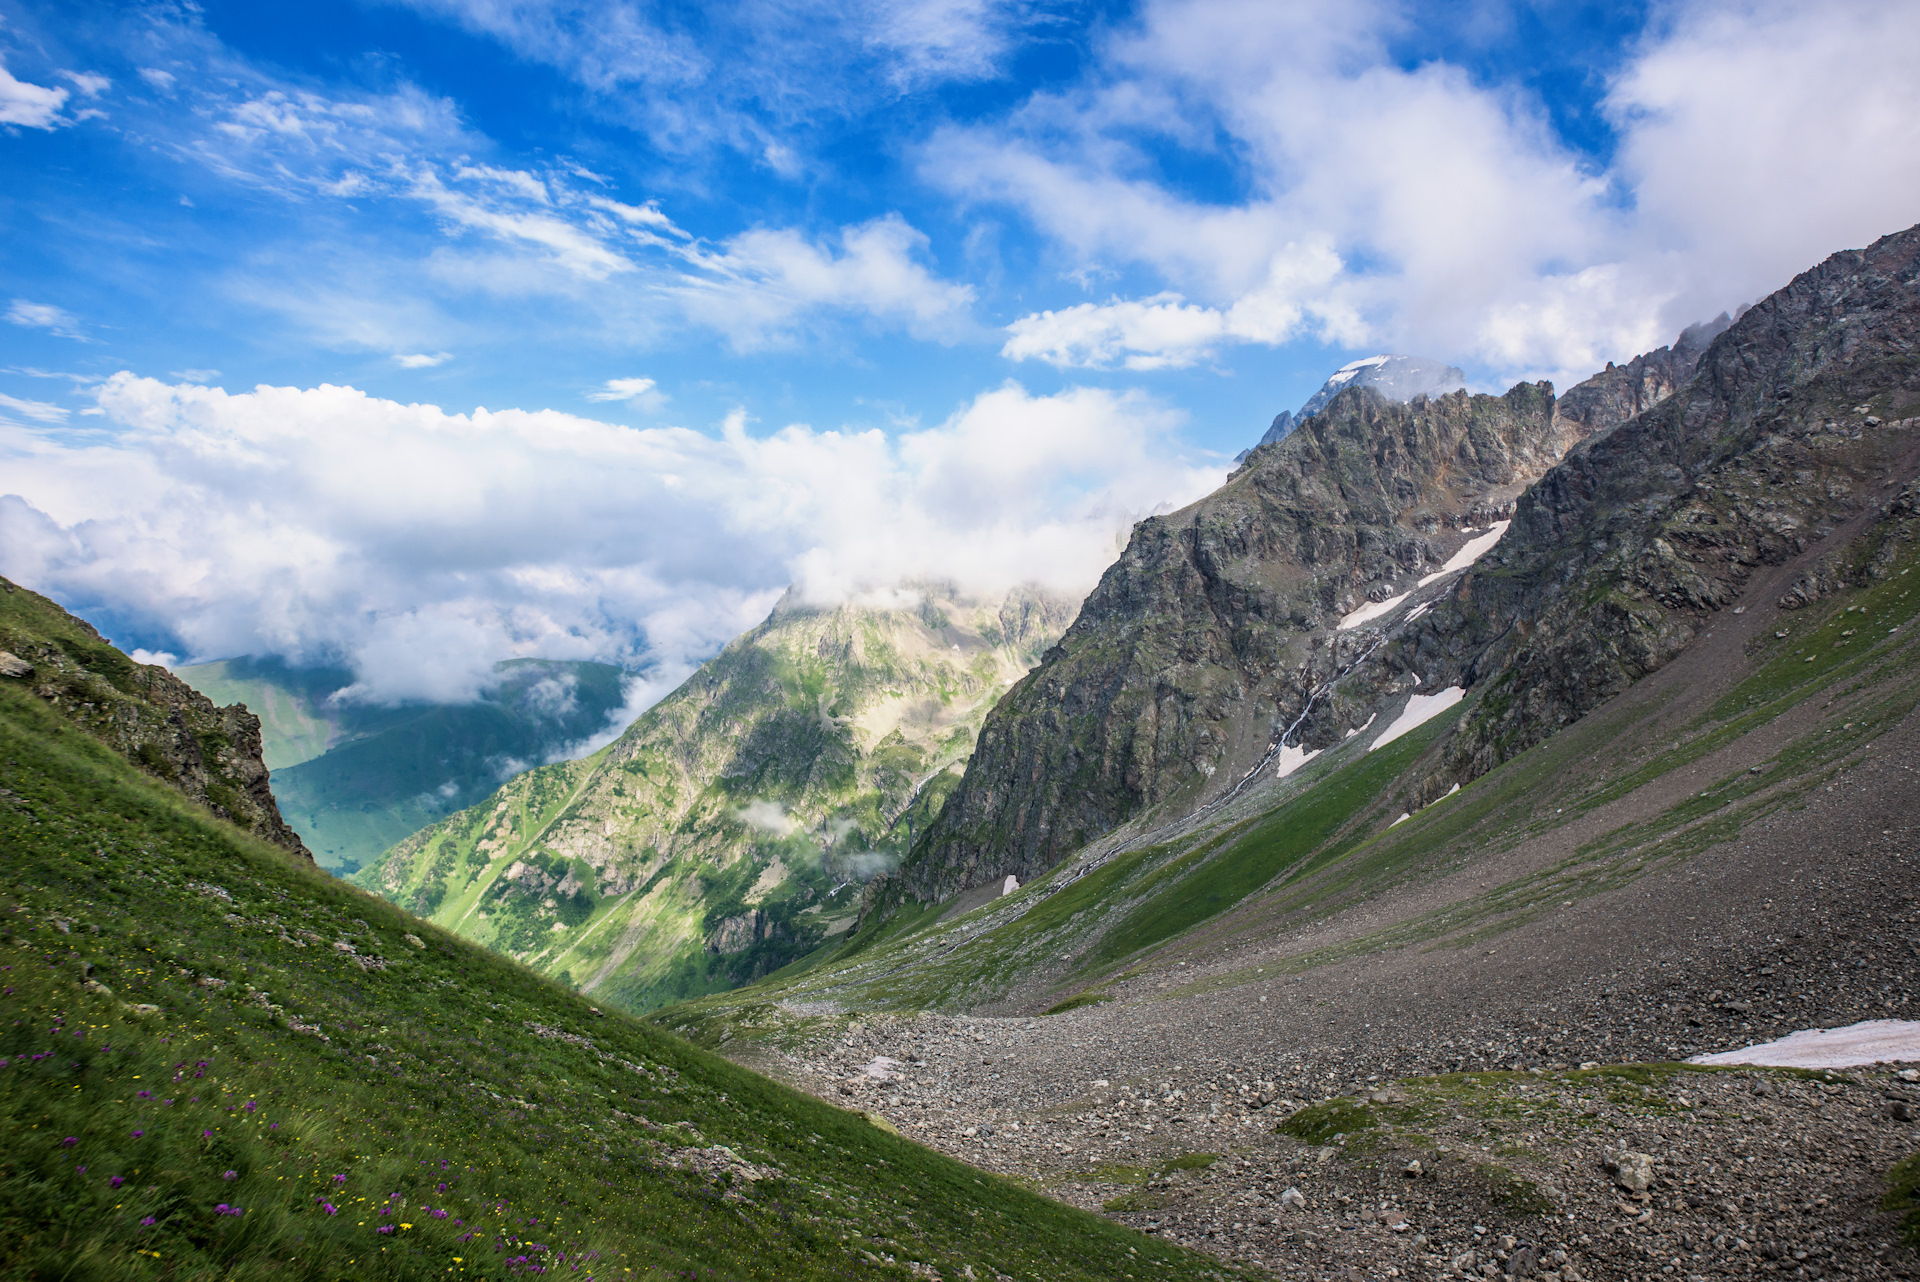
[
  {"x1": 355, "y1": 591, "x2": 1072, "y2": 1015},
  {"x1": 0, "y1": 680, "x2": 1238, "y2": 1282}
]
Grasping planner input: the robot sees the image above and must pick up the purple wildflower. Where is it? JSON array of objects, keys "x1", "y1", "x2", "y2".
[
  {"x1": 332, "y1": 1174, "x2": 347, "y2": 1185},
  {"x1": 140, "y1": 1217, "x2": 156, "y2": 1227},
  {"x1": 110, "y1": 1176, "x2": 125, "y2": 1188},
  {"x1": 137, "y1": 1089, "x2": 152, "y2": 1099},
  {"x1": 202, "y1": 1129, "x2": 213, "y2": 1138},
  {"x1": 130, "y1": 1130, "x2": 144, "y2": 1139},
  {"x1": 61, "y1": 1137, "x2": 77, "y2": 1147},
  {"x1": 377, "y1": 1224, "x2": 395, "y2": 1235},
  {"x1": 222, "y1": 1170, "x2": 238, "y2": 1181}
]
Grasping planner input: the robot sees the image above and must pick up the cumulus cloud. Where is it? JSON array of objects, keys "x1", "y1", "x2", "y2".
[
  {"x1": 0, "y1": 373, "x2": 1217, "y2": 707},
  {"x1": 0, "y1": 60, "x2": 69, "y2": 128},
  {"x1": 952, "y1": 0, "x2": 1920, "y2": 389},
  {"x1": 737, "y1": 799, "x2": 797, "y2": 836}
]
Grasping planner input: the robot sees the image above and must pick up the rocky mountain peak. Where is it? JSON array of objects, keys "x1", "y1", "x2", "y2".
[{"x1": 1252, "y1": 354, "x2": 1468, "y2": 453}]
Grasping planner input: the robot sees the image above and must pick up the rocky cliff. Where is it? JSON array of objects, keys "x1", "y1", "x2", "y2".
[
  {"x1": 893, "y1": 323, "x2": 1738, "y2": 908},
  {"x1": 1408, "y1": 233, "x2": 1920, "y2": 794},
  {"x1": 357, "y1": 582, "x2": 1074, "y2": 1010},
  {"x1": 0, "y1": 576, "x2": 312, "y2": 859}
]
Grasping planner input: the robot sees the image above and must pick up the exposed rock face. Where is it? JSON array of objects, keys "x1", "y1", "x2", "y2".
[
  {"x1": 1411, "y1": 229, "x2": 1920, "y2": 795},
  {"x1": 1550, "y1": 313, "x2": 1728, "y2": 440},
  {"x1": 899, "y1": 380, "x2": 1593, "y2": 905},
  {"x1": 1254, "y1": 354, "x2": 1467, "y2": 450},
  {"x1": 0, "y1": 577, "x2": 312, "y2": 860},
  {"x1": 892, "y1": 311, "x2": 1783, "y2": 910}
]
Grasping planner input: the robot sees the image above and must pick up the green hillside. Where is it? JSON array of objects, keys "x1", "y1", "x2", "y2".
[
  {"x1": 0, "y1": 628, "x2": 1232, "y2": 1280},
  {"x1": 177, "y1": 658, "x2": 632, "y2": 874},
  {"x1": 356, "y1": 585, "x2": 1074, "y2": 1013}
]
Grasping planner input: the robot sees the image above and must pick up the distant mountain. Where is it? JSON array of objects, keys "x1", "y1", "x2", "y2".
[
  {"x1": 356, "y1": 582, "x2": 1075, "y2": 1011},
  {"x1": 1244, "y1": 354, "x2": 1467, "y2": 457},
  {"x1": 177, "y1": 656, "x2": 632, "y2": 873}
]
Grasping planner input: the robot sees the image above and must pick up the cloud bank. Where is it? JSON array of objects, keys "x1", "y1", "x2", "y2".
[
  {"x1": 955, "y1": 0, "x2": 1920, "y2": 389},
  {"x1": 0, "y1": 374, "x2": 1217, "y2": 707}
]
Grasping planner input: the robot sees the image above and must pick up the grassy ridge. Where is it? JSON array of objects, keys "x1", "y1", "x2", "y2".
[{"x1": 0, "y1": 680, "x2": 1237, "y2": 1281}]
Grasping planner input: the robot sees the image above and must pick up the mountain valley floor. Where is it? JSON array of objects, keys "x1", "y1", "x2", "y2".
[{"x1": 680, "y1": 595, "x2": 1920, "y2": 1281}]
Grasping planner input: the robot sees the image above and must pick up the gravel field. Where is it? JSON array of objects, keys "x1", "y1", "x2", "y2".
[{"x1": 728, "y1": 699, "x2": 1920, "y2": 1280}]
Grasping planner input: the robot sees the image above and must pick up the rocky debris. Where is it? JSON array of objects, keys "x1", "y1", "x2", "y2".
[
  {"x1": 750, "y1": 1005, "x2": 1918, "y2": 1281},
  {"x1": 1602, "y1": 1150, "x2": 1656, "y2": 1193},
  {"x1": 0, "y1": 576, "x2": 311, "y2": 860},
  {"x1": 670, "y1": 1144, "x2": 783, "y2": 1188}
]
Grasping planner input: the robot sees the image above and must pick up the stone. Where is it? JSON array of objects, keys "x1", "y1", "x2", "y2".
[
  {"x1": 403, "y1": 933, "x2": 425, "y2": 949},
  {"x1": 1897, "y1": 1068, "x2": 1919, "y2": 1083},
  {"x1": 1280, "y1": 1187, "x2": 1307, "y2": 1211},
  {"x1": 0, "y1": 651, "x2": 33, "y2": 678},
  {"x1": 1403, "y1": 1159, "x2": 1423, "y2": 1176},
  {"x1": 1603, "y1": 1150, "x2": 1656, "y2": 1192}
]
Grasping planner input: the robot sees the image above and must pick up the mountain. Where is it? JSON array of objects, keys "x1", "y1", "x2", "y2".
[
  {"x1": 0, "y1": 577, "x2": 310, "y2": 860},
  {"x1": 0, "y1": 589, "x2": 1222, "y2": 1281},
  {"x1": 641, "y1": 226, "x2": 1920, "y2": 1281},
  {"x1": 178, "y1": 656, "x2": 633, "y2": 872},
  {"x1": 356, "y1": 582, "x2": 1075, "y2": 1011},
  {"x1": 1247, "y1": 353, "x2": 1467, "y2": 455},
  {"x1": 887, "y1": 311, "x2": 1746, "y2": 910}
]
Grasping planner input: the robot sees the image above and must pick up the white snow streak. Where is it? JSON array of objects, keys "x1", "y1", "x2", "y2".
[
  {"x1": 1419, "y1": 521, "x2": 1511, "y2": 587},
  {"x1": 1689, "y1": 1020, "x2": 1920, "y2": 1069},
  {"x1": 1275, "y1": 743, "x2": 1321, "y2": 779},
  {"x1": 1370, "y1": 687, "x2": 1466, "y2": 751},
  {"x1": 1338, "y1": 590, "x2": 1411, "y2": 631}
]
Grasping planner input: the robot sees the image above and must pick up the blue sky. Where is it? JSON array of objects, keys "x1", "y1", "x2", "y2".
[{"x1": 4, "y1": 0, "x2": 1919, "y2": 708}]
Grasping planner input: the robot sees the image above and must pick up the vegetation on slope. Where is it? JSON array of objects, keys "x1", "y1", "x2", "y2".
[
  {"x1": 0, "y1": 660, "x2": 1234, "y2": 1281},
  {"x1": 357, "y1": 585, "x2": 1074, "y2": 1013}
]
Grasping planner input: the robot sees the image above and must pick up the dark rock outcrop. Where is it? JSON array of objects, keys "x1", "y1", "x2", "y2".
[
  {"x1": 0, "y1": 577, "x2": 312, "y2": 860},
  {"x1": 898, "y1": 379, "x2": 1590, "y2": 905},
  {"x1": 1410, "y1": 230, "x2": 1920, "y2": 793}
]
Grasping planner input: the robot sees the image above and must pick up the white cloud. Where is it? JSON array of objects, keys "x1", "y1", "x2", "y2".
[
  {"x1": 60, "y1": 71, "x2": 111, "y2": 98},
  {"x1": 1002, "y1": 240, "x2": 1355, "y2": 369},
  {"x1": 673, "y1": 214, "x2": 978, "y2": 347},
  {"x1": 0, "y1": 373, "x2": 1217, "y2": 707},
  {"x1": 737, "y1": 798, "x2": 797, "y2": 836},
  {"x1": 0, "y1": 392, "x2": 69, "y2": 424},
  {"x1": 0, "y1": 60, "x2": 69, "y2": 128},
  {"x1": 6, "y1": 300, "x2": 84, "y2": 339},
  {"x1": 394, "y1": 352, "x2": 451, "y2": 368},
  {"x1": 585, "y1": 377, "x2": 667, "y2": 410},
  {"x1": 170, "y1": 368, "x2": 222, "y2": 383},
  {"x1": 943, "y1": 0, "x2": 1920, "y2": 389},
  {"x1": 138, "y1": 67, "x2": 178, "y2": 92}
]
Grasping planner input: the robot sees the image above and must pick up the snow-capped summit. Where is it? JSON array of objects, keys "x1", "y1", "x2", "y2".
[{"x1": 1249, "y1": 354, "x2": 1467, "y2": 454}]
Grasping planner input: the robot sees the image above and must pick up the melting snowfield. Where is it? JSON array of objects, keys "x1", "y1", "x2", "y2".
[
  {"x1": 1370, "y1": 686, "x2": 1465, "y2": 750},
  {"x1": 1337, "y1": 521, "x2": 1512, "y2": 631},
  {"x1": 1419, "y1": 520, "x2": 1510, "y2": 587},
  {"x1": 1689, "y1": 1019, "x2": 1920, "y2": 1069},
  {"x1": 1275, "y1": 743, "x2": 1321, "y2": 779}
]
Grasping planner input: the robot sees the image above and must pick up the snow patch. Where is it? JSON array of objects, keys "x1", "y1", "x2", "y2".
[
  {"x1": 1688, "y1": 1019, "x2": 1920, "y2": 1069},
  {"x1": 1389, "y1": 813, "x2": 1410, "y2": 826},
  {"x1": 1419, "y1": 521, "x2": 1511, "y2": 587},
  {"x1": 1344, "y1": 713, "x2": 1377, "y2": 740},
  {"x1": 1338, "y1": 590, "x2": 1410, "y2": 631},
  {"x1": 1275, "y1": 743, "x2": 1320, "y2": 779},
  {"x1": 1370, "y1": 687, "x2": 1466, "y2": 751},
  {"x1": 1000, "y1": 874, "x2": 1020, "y2": 896}
]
